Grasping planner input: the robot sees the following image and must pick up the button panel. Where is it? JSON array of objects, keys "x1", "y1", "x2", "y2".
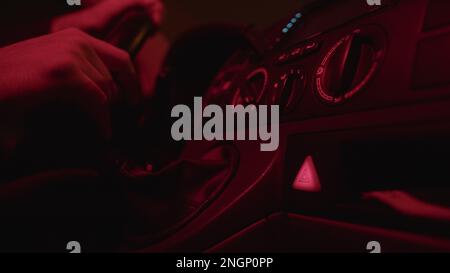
[{"x1": 276, "y1": 40, "x2": 321, "y2": 64}]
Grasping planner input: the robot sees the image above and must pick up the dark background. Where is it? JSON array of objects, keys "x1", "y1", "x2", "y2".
[{"x1": 160, "y1": 0, "x2": 310, "y2": 41}]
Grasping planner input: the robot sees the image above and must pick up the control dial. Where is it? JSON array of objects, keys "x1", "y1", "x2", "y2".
[{"x1": 315, "y1": 27, "x2": 385, "y2": 104}]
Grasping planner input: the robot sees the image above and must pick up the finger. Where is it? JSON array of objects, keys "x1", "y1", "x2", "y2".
[
  {"x1": 89, "y1": 0, "x2": 165, "y2": 27},
  {"x1": 77, "y1": 46, "x2": 120, "y2": 102},
  {"x1": 81, "y1": 33, "x2": 142, "y2": 104},
  {"x1": 76, "y1": 71, "x2": 113, "y2": 140},
  {"x1": 148, "y1": 0, "x2": 164, "y2": 27}
]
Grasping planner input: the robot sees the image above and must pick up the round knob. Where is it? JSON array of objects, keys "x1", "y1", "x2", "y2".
[{"x1": 315, "y1": 27, "x2": 385, "y2": 104}]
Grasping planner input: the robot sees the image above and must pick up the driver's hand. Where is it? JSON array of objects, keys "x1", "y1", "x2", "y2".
[
  {"x1": 51, "y1": 0, "x2": 164, "y2": 37},
  {"x1": 0, "y1": 28, "x2": 140, "y2": 140}
]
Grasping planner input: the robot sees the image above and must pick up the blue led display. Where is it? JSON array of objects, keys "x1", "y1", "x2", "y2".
[{"x1": 282, "y1": 12, "x2": 302, "y2": 34}]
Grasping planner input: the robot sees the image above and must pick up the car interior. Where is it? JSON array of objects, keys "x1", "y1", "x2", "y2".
[
  {"x1": 2, "y1": 0, "x2": 450, "y2": 253},
  {"x1": 145, "y1": 0, "x2": 450, "y2": 253}
]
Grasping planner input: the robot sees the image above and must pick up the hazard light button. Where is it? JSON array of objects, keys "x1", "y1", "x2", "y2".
[{"x1": 292, "y1": 155, "x2": 322, "y2": 192}]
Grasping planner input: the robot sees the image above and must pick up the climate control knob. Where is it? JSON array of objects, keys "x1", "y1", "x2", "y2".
[{"x1": 315, "y1": 26, "x2": 385, "y2": 104}]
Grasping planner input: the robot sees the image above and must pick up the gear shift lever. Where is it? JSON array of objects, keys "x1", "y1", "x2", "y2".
[
  {"x1": 106, "y1": 8, "x2": 156, "y2": 59},
  {"x1": 119, "y1": 144, "x2": 239, "y2": 248}
]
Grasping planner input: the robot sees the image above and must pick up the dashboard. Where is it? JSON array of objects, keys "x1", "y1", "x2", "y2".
[
  {"x1": 151, "y1": 0, "x2": 450, "y2": 252},
  {"x1": 206, "y1": 0, "x2": 450, "y2": 120}
]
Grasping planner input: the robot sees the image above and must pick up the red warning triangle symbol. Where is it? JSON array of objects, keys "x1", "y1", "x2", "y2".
[{"x1": 292, "y1": 155, "x2": 322, "y2": 192}]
